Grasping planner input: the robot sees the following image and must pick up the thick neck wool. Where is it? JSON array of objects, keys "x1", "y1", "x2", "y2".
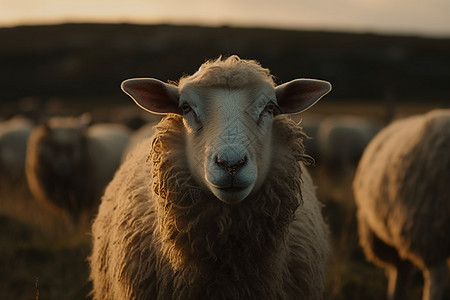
[{"x1": 150, "y1": 115, "x2": 312, "y2": 297}]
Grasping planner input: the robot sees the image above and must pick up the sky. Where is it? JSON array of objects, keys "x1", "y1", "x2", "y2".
[{"x1": 1, "y1": 0, "x2": 450, "y2": 37}]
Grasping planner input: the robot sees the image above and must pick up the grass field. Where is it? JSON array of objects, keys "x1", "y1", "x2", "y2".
[
  {"x1": 0, "y1": 179, "x2": 92, "y2": 300},
  {"x1": 0, "y1": 103, "x2": 448, "y2": 300}
]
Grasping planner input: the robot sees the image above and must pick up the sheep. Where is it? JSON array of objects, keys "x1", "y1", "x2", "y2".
[
  {"x1": 90, "y1": 56, "x2": 331, "y2": 300},
  {"x1": 315, "y1": 115, "x2": 381, "y2": 204},
  {"x1": 26, "y1": 114, "x2": 131, "y2": 225},
  {"x1": 317, "y1": 115, "x2": 381, "y2": 176},
  {"x1": 353, "y1": 109, "x2": 450, "y2": 300},
  {"x1": 0, "y1": 116, "x2": 35, "y2": 181},
  {"x1": 121, "y1": 121, "x2": 158, "y2": 161},
  {"x1": 296, "y1": 114, "x2": 323, "y2": 165}
]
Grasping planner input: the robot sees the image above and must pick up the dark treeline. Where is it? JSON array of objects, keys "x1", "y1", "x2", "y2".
[{"x1": 1, "y1": 23, "x2": 449, "y2": 105}]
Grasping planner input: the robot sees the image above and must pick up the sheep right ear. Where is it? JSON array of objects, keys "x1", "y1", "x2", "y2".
[
  {"x1": 78, "y1": 113, "x2": 92, "y2": 129},
  {"x1": 275, "y1": 79, "x2": 331, "y2": 114},
  {"x1": 121, "y1": 78, "x2": 182, "y2": 115}
]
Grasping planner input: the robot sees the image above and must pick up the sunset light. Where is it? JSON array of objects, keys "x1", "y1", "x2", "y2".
[
  {"x1": 1, "y1": 0, "x2": 449, "y2": 299},
  {"x1": 1, "y1": 0, "x2": 450, "y2": 37}
]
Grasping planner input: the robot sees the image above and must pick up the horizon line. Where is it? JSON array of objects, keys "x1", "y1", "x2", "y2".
[{"x1": 1, "y1": 18, "x2": 450, "y2": 40}]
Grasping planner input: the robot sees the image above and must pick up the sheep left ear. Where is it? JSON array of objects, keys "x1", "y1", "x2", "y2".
[
  {"x1": 78, "y1": 113, "x2": 92, "y2": 129},
  {"x1": 275, "y1": 79, "x2": 331, "y2": 114},
  {"x1": 121, "y1": 78, "x2": 181, "y2": 115}
]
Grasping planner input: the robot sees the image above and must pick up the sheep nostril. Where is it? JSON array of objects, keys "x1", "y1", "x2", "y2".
[
  {"x1": 236, "y1": 157, "x2": 247, "y2": 167},
  {"x1": 216, "y1": 155, "x2": 247, "y2": 176}
]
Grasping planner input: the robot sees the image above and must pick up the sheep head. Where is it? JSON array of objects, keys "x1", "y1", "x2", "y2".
[
  {"x1": 34, "y1": 114, "x2": 91, "y2": 178},
  {"x1": 122, "y1": 57, "x2": 331, "y2": 204}
]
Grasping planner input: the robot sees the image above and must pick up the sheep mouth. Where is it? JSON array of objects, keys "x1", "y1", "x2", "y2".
[
  {"x1": 206, "y1": 179, "x2": 250, "y2": 191},
  {"x1": 207, "y1": 182, "x2": 254, "y2": 204},
  {"x1": 215, "y1": 186, "x2": 247, "y2": 192},
  {"x1": 205, "y1": 167, "x2": 256, "y2": 203}
]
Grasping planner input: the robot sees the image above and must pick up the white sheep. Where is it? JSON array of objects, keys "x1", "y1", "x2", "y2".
[
  {"x1": 0, "y1": 116, "x2": 35, "y2": 181},
  {"x1": 317, "y1": 115, "x2": 381, "y2": 176},
  {"x1": 26, "y1": 114, "x2": 131, "y2": 225},
  {"x1": 353, "y1": 109, "x2": 450, "y2": 300},
  {"x1": 290, "y1": 114, "x2": 323, "y2": 165},
  {"x1": 90, "y1": 56, "x2": 331, "y2": 300}
]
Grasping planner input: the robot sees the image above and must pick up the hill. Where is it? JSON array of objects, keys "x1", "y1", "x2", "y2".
[{"x1": 0, "y1": 23, "x2": 449, "y2": 105}]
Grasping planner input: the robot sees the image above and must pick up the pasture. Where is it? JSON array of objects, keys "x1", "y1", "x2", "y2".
[{"x1": 1, "y1": 101, "x2": 447, "y2": 300}]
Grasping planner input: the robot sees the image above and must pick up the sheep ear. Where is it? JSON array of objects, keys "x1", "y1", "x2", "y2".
[
  {"x1": 40, "y1": 121, "x2": 51, "y2": 133},
  {"x1": 78, "y1": 113, "x2": 92, "y2": 127},
  {"x1": 275, "y1": 79, "x2": 331, "y2": 114},
  {"x1": 121, "y1": 78, "x2": 181, "y2": 115}
]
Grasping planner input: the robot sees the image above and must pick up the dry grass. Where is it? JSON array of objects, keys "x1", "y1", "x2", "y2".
[
  {"x1": 0, "y1": 179, "x2": 92, "y2": 300},
  {"x1": 0, "y1": 161, "x2": 430, "y2": 300},
  {"x1": 311, "y1": 163, "x2": 449, "y2": 300}
]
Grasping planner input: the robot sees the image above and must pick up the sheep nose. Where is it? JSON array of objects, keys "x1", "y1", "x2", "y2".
[{"x1": 216, "y1": 156, "x2": 247, "y2": 177}]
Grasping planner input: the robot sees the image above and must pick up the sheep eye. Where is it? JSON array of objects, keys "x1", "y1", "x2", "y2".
[
  {"x1": 265, "y1": 103, "x2": 276, "y2": 114},
  {"x1": 180, "y1": 102, "x2": 192, "y2": 114},
  {"x1": 265, "y1": 102, "x2": 279, "y2": 115},
  {"x1": 257, "y1": 102, "x2": 278, "y2": 125}
]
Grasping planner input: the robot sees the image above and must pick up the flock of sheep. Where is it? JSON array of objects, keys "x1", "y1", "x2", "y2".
[{"x1": 0, "y1": 56, "x2": 448, "y2": 300}]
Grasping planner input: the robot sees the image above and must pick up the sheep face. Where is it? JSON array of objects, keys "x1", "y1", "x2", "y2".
[
  {"x1": 31, "y1": 115, "x2": 91, "y2": 181},
  {"x1": 179, "y1": 83, "x2": 276, "y2": 204},
  {"x1": 122, "y1": 57, "x2": 331, "y2": 204},
  {"x1": 36, "y1": 125, "x2": 87, "y2": 178}
]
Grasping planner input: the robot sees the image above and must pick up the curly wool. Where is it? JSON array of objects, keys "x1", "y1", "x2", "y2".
[
  {"x1": 178, "y1": 55, "x2": 275, "y2": 89},
  {"x1": 90, "y1": 115, "x2": 328, "y2": 300}
]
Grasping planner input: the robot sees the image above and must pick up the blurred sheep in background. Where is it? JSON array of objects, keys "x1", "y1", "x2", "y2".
[
  {"x1": 0, "y1": 116, "x2": 35, "y2": 182},
  {"x1": 297, "y1": 114, "x2": 323, "y2": 165},
  {"x1": 353, "y1": 109, "x2": 450, "y2": 300},
  {"x1": 317, "y1": 115, "x2": 381, "y2": 177},
  {"x1": 313, "y1": 115, "x2": 382, "y2": 206},
  {"x1": 25, "y1": 113, "x2": 131, "y2": 227}
]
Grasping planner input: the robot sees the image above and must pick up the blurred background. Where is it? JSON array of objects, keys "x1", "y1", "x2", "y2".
[{"x1": 1, "y1": 1, "x2": 449, "y2": 299}]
